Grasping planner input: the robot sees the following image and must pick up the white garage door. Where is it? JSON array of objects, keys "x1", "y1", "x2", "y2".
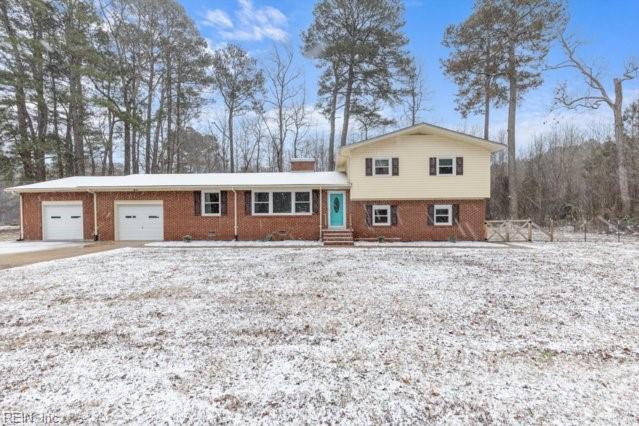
[
  {"x1": 42, "y1": 203, "x2": 84, "y2": 240},
  {"x1": 116, "y1": 204, "x2": 164, "y2": 241}
]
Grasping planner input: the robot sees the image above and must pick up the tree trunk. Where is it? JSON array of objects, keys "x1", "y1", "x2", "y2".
[
  {"x1": 152, "y1": 76, "x2": 165, "y2": 173},
  {"x1": 339, "y1": 62, "x2": 355, "y2": 147},
  {"x1": 0, "y1": 1, "x2": 36, "y2": 180},
  {"x1": 31, "y1": 23, "x2": 47, "y2": 181},
  {"x1": 51, "y1": 73, "x2": 64, "y2": 178},
  {"x1": 507, "y1": 54, "x2": 518, "y2": 219},
  {"x1": 228, "y1": 108, "x2": 235, "y2": 173},
  {"x1": 483, "y1": 74, "x2": 491, "y2": 141},
  {"x1": 613, "y1": 78, "x2": 631, "y2": 215},
  {"x1": 145, "y1": 54, "x2": 155, "y2": 173}
]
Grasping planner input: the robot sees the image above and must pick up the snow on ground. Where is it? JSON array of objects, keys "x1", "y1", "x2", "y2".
[
  {"x1": 146, "y1": 240, "x2": 322, "y2": 247},
  {"x1": 0, "y1": 241, "x2": 83, "y2": 255},
  {"x1": 0, "y1": 243, "x2": 638, "y2": 423},
  {"x1": 0, "y1": 225, "x2": 19, "y2": 231},
  {"x1": 147, "y1": 240, "x2": 503, "y2": 248}
]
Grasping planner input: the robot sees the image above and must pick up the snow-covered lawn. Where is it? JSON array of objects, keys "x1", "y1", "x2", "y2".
[
  {"x1": 0, "y1": 243, "x2": 637, "y2": 423},
  {"x1": 0, "y1": 241, "x2": 84, "y2": 255}
]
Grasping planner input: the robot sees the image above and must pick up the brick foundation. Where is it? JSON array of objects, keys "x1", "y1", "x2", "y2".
[{"x1": 21, "y1": 191, "x2": 486, "y2": 241}]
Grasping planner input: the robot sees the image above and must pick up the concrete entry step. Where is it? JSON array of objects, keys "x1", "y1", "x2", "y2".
[{"x1": 322, "y1": 229, "x2": 354, "y2": 246}]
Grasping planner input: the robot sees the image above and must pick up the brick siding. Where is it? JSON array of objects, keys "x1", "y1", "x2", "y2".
[
  {"x1": 349, "y1": 199, "x2": 486, "y2": 241},
  {"x1": 21, "y1": 191, "x2": 485, "y2": 241}
]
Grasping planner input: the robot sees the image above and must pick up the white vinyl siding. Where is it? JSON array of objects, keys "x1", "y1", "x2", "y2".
[{"x1": 346, "y1": 134, "x2": 491, "y2": 200}]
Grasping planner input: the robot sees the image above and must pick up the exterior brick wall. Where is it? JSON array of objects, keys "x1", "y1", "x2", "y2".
[
  {"x1": 349, "y1": 199, "x2": 486, "y2": 241},
  {"x1": 21, "y1": 192, "x2": 95, "y2": 240},
  {"x1": 20, "y1": 191, "x2": 485, "y2": 241}
]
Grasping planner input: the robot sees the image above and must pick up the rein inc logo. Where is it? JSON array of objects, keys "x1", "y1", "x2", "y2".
[{"x1": 3, "y1": 411, "x2": 63, "y2": 424}]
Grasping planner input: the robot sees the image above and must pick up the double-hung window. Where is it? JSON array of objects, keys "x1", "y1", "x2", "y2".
[
  {"x1": 434, "y1": 204, "x2": 452, "y2": 226},
  {"x1": 373, "y1": 205, "x2": 391, "y2": 226},
  {"x1": 294, "y1": 192, "x2": 311, "y2": 213},
  {"x1": 437, "y1": 158, "x2": 455, "y2": 175},
  {"x1": 202, "y1": 191, "x2": 220, "y2": 215},
  {"x1": 374, "y1": 158, "x2": 391, "y2": 175},
  {"x1": 253, "y1": 191, "x2": 312, "y2": 215},
  {"x1": 253, "y1": 192, "x2": 270, "y2": 214}
]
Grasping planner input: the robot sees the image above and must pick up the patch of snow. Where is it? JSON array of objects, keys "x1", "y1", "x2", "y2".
[
  {"x1": 355, "y1": 241, "x2": 505, "y2": 248},
  {"x1": 7, "y1": 171, "x2": 349, "y2": 192},
  {"x1": 0, "y1": 242, "x2": 637, "y2": 423},
  {"x1": 0, "y1": 241, "x2": 83, "y2": 255},
  {"x1": 146, "y1": 240, "x2": 322, "y2": 247},
  {"x1": 0, "y1": 225, "x2": 19, "y2": 231}
]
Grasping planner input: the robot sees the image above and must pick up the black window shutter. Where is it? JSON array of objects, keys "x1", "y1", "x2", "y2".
[
  {"x1": 365, "y1": 158, "x2": 373, "y2": 176},
  {"x1": 194, "y1": 191, "x2": 201, "y2": 216},
  {"x1": 312, "y1": 190, "x2": 320, "y2": 214},
  {"x1": 453, "y1": 204, "x2": 460, "y2": 224},
  {"x1": 427, "y1": 204, "x2": 434, "y2": 225},
  {"x1": 390, "y1": 205, "x2": 398, "y2": 225},
  {"x1": 244, "y1": 191, "x2": 252, "y2": 215},
  {"x1": 365, "y1": 205, "x2": 372, "y2": 226},
  {"x1": 392, "y1": 158, "x2": 399, "y2": 176},
  {"x1": 220, "y1": 191, "x2": 228, "y2": 215},
  {"x1": 456, "y1": 157, "x2": 464, "y2": 175},
  {"x1": 429, "y1": 157, "x2": 437, "y2": 175}
]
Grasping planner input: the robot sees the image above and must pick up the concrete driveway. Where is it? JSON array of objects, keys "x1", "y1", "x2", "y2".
[{"x1": 0, "y1": 241, "x2": 145, "y2": 269}]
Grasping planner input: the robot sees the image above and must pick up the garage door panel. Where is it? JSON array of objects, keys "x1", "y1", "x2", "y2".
[
  {"x1": 117, "y1": 204, "x2": 164, "y2": 241},
  {"x1": 43, "y1": 204, "x2": 83, "y2": 240}
]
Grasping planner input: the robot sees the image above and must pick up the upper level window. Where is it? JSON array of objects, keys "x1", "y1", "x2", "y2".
[
  {"x1": 253, "y1": 191, "x2": 312, "y2": 215},
  {"x1": 203, "y1": 191, "x2": 220, "y2": 215},
  {"x1": 374, "y1": 158, "x2": 390, "y2": 175},
  {"x1": 373, "y1": 205, "x2": 391, "y2": 226},
  {"x1": 434, "y1": 204, "x2": 452, "y2": 225},
  {"x1": 437, "y1": 158, "x2": 455, "y2": 175}
]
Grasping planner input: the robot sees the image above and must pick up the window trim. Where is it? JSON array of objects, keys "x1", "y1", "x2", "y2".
[
  {"x1": 433, "y1": 204, "x2": 452, "y2": 226},
  {"x1": 373, "y1": 157, "x2": 391, "y2": 176},
  {"x1": 436, "y1": 157, "x2": 456, "y2": 176},
  {"x1": 372, "y1": 204, "x2": 391, "y2": 226},
  {"x1": 201, "y1": 191, "x2": 221, "y2": 216},
  {"x1": 252, "y1": 190, "x2": 313, "y2": 216}
]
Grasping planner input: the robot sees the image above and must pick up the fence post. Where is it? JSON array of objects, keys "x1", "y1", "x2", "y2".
[
  {"x1": 505, "y1": 221, "x2": 510, "y2": 242},
  {"x1": 617, "y1": 219, "x2": 620, "y2": 242},
  {"x1": 527, "y1": 219, "x2": 532, "y2": 241},
  {"x1": 584, "y1": 220, "x2": 587, "y2": 242},
  {"x1": 550, "y1": 219, "x2": 554, "y2": 242}
]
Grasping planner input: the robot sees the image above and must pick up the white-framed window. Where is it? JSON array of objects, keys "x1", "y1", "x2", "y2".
[
  {"x1": 253, "y1": 191, "x2": 312, "y2": 215},
  {"x1": 437, "y1": 157, "x2": 455, "y2": 175},
  {"x1": 434, "y1": 204, "x2": 452, "y2": 226},
  {"x1": 294, "y1": 191, "x2": 311, "y2": 213},
  {"x1": 373, "y1": 205, "x2": 391, "y2": 226},
  {"x1": 202, "y1": 191, "x2": 221, "y2": 216},
  {"x1": 373, "y1": 158, "x2": 391, "y2": 175}
]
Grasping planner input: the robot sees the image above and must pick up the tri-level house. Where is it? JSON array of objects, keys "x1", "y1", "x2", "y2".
[{"x1": 7, "y1": 123, "x2": 505, "y2": 244}]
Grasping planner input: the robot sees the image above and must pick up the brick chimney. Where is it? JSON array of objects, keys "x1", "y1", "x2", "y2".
[{"x1": 290, "y1": 158, "x2": 315, "y2": 172}]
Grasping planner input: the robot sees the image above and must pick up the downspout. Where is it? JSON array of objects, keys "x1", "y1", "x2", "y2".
[
  {"x1": 319, "y1": 186, "x2": 322, "y2": 241},
  {"x1": 89, "y1": 191, "x2": 98, "y2": 240},
  {"x1": 18, "y1": 193, "x2": 24, "y2": 241},
  {"x1": 232, "y1": 189, "x2": 238, "y2": 241}
]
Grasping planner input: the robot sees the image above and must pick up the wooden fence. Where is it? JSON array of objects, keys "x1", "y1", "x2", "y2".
[{"x1": 485, "y1": 219, "x2": 554, "y2": 242}]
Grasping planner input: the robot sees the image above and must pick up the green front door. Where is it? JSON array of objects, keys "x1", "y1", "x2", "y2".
[{"x1": 329, "y1": 192, "x2": 345, "y2": 228}]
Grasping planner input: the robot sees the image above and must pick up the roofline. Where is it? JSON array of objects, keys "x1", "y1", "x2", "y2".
[
  {"x1": 338, "y1": 122, "x2": 507, "y2": 153},
  {"x1": 6, "y1": 183, "x2": 352, "y2": 193}
]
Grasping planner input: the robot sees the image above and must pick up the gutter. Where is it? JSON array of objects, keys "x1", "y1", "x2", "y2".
[{"x1": 319, "y1": 186, "x2": 322, "y2": 241}]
